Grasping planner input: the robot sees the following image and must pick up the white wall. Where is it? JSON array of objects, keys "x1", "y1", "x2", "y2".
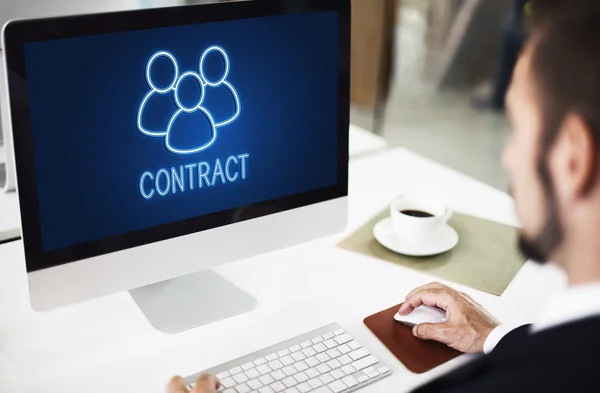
[{"x1": 0, "y1": 0, "x2": 185, "y2": 25}]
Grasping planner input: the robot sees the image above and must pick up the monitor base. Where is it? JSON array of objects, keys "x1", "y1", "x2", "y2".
[{"x1": 129, "y1": 270, "x2": 257, "y2": 333}]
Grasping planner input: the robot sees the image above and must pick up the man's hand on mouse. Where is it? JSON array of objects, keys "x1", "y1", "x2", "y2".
[
  {"x1": 167, "y1": 374, "x2": 219, "y2": 393},
  {"x1": 398, "y1": 282, "x2": 500, "y2": 353}
]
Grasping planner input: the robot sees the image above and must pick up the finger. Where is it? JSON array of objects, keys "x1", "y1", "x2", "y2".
[
  {"x1": 399, "y1": 283, "x2": 448, "y2": 315},
  {"x1": 167, "y1": 376, "x2": 189, "y2": 393},
  {"x1": 193, "y1": 374, "x2": 219, "y2": 393},
  {"x1": 412, "y1": 322, "x2": 452, "y2": 345},
  {"x1": 403, "y1": 288, "x2": 454, "y2": 313}
]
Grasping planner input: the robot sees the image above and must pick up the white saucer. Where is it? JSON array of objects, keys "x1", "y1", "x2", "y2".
[{"x1": 373, "y1": 217, "x2": 459, "y2": 257}]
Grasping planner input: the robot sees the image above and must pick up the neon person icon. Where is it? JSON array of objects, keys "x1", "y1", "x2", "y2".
[
  {"x1": 199, "y1": 45, "x2": 241, "y2": 127},
  {"x1": 166, "y1": 71, "x2": 217, "y2": 154},
  {"x1": 137, "y1": 51, "x2": 179, "y2": 136},
  {"x1": 137, "y1": 46, "x2": 241, "y2": 155}
]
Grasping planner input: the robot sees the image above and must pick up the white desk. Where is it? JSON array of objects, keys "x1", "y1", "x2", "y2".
[
  {"x1": 0, "y1": 148, "x2": 566, "y2": 393},
  {"x1": 0, "y1": 190, "x2": 19, "y2": 242},
  {"x1": 348, "y1": 124, "x2": 388, "y2": 159},
  {"x1": 0, "y1": 125, "x2": 383, "y2": 244}
]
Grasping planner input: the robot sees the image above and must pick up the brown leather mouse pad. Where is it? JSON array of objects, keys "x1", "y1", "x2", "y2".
[{"x1": 364, "y1": 303, "x2": 461, "y2": 374}]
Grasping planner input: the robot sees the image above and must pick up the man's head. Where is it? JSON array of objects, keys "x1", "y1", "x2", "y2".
[{"x1": 503, "y1": 0, "x2": 600, "y2": 267}]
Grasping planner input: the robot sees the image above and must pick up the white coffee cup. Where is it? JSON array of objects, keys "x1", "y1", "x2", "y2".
[{"x1": 383, "y1": 196, "x2": 452, "y2": 243}]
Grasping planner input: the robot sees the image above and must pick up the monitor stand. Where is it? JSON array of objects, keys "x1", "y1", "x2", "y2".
[{"x1": 129, "y1": 270, "x2": 257, "y2": 333}]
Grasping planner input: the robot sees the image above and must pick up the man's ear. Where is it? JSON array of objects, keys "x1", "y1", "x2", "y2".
[{"x1": 550, "y1": 114, "x2": 596, "y2": 201}]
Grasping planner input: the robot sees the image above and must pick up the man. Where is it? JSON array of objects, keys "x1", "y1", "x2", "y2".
[{"x1": 170, "y1": 0, "x2": 600, "y2": 391}]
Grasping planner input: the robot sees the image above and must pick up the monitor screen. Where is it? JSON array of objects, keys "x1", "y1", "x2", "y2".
[{"x1": 21, "y1": 11, "x2": 340, "y2": 252}]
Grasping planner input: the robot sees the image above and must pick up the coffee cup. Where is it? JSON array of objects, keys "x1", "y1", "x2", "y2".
[{"x1": 382, "y1": 196, "x2": 452, "y2": 243}]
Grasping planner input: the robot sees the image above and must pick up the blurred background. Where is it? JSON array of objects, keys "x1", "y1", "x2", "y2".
[{"x1": 0, "y1": 0, "x2": 521, "y2": 192}]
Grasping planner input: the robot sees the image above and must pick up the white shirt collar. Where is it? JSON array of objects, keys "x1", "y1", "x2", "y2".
[{"x1": 532, "y1": 282, "x2": 600, "y2": 333}]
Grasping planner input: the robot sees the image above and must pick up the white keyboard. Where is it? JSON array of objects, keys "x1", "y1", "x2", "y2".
[{"x1": 185, "y1": 323, "x2": 392, "y2": 393}]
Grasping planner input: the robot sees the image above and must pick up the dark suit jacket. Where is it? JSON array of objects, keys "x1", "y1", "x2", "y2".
[{"x1": 411, "y1": 317, "x2": 600, "y2": 392}]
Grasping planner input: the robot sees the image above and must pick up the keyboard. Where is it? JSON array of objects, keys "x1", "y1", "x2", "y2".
[{"x1": 184, "y1": 323, "x2": 392, "y2": 393}]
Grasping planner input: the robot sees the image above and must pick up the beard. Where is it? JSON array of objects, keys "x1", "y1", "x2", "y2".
[{"x1": 517, "y1": 154, "x2": 564, "y2": 264}]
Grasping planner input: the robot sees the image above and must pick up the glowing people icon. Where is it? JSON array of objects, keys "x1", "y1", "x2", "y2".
[{"x1": 137, "y1": 46, "x2": 241, "y2": 155}]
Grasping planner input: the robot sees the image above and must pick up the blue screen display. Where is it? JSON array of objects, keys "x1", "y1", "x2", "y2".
[{"x1": 24, "y1": 11, "x2": 339, "y2": 251}]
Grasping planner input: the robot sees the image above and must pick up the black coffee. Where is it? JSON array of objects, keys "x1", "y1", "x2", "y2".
[{"x1": 400, "y1": 210, "x2": 434, "y2": 218}]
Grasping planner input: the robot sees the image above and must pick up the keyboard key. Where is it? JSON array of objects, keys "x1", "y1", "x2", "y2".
[
  {"x1": 236, "y1": 383, "x2": 251, "y2": 393},
  {"x1": 229, "y1": 367, "x2": 243, "y2": 376},
  {"x1": 254, "y1": 358, "x2": 267, "y2": 366},
  {"x1": 271, "y1": 381, "x2": 286, "y2": 392},
  {"x1": 323, "y1": 340, "x2": 337, "y2": 349},
  {"x1": 301, "y1": 341, "x2": 313, "y2": 349},
  {"x1": 378, "y1": 366, "x2": 391, "y2": 374},
  {"x1": 327, "y1": 359, "x2": 342, "y2": 370},
  {"x1": 333, "y1": 329, "x2": 345, "y2": 336},
  {"x1": 306, "y1": 357, "x2": 320, "y2": 367},
  {"x1": 285, "y1": 388, "x2": 300, "y2": 393},
  {"x1": 328, "y1": 380, "x2": 347, "y2": 393},
  {"x1": 316, "y1": 353, "x2": 331, "y2": 363},
  {"x1": 319, "y1": 373, "x2": 335, "y2": 385},
  {"x1": 297, "y1": 383, "x2": 312, "y2": 393},
  {"x1": 313, "y1": 343, "x2": 328, "y2": 353},
  {"x1": 257, "y1": 365, "x2": 273, "y2": 375},
  {"x1": 326, "y1": 349, "x2": 341, "y2": 359},
  {"x1": 312, "y1": 337, "x2": 324, "y2": 344},
  {"x1": 280, "y1": 356, "x2": 295, "y2": 366},
  {"x1": 352, "y1": 355, "x2": 379, "y2": 371},
  {"x1": 294, "y1": 361, "x2": 309, "y2": 372},
  {"x1": 316, "y1": 364, "x2": 332, "y2": 374},
  {"x1": 283, "y1": 366, "x2": 297, "y2": 376},
  {"x1": 348, "y1": 341, "x2": 361, "y2": 350},
  {"x1": 269, "y1": 360, "x2": 284, "y2": 370},
  {"x1": 233, "y1": 373, "x2": 249, "y2": 384},
  {"x1": 357, "y1": 375, "x2": 369, "y2": 383},
  {"x1": 338, "y1": 345, "x2": 351, "y2": 355},
  {"x1": 259, "y1": 375, "x2": 275, "y2": 385},
  {"x1": 302, "y1": 347, "x2": 317, "y2": 357},
  {"x1": 330, "y1": 369, "x2": 345, "y2": 380},
  {"x1": 349, "y1": 349, "x2": 370, "y2": 361},
  {"x1": 223, "y1": 389, "x2": 236, "y2": 393},
  {"x1": 259, "y1": 387, "x2": 274, "y2": 393},
  {"x1": 306, "y1": 368, "x2": 320, "y2": 379},
  {"x1": 334, "y1": 334, "x2": 353, "y2": 345},
  {"x1": 242, "y1": 362, "x2": 255, "y2": 371},
  {"x1": 309, "y1": 378, "x2": 324, "y2": 389},
  {"x1": 292, "y1": 352, "x2": 306, "y2": 362},
  {"x1": 289, "y1": 345, "x2": 302, "y2": 353},
  {"x1": 278, "y1": 349, "x2": 291, "y2": 357},
  {"x1": 341, "y1": 376, "x2": 358, "y2": 388},
  {"x1": 294, "y1": 372, "x2": 309, "y2": 383},
  {"x1": 283, "y1": 377, "x2": 298, "y2": 387},
  {"x1": 363, "y1": 367, "x2": 376, "y2": 375},
  {"x1": 221, "y1": 378, "x2": 236, "y2": 388},
  {"x1": 248, "y1": 379, "x2": 263, "y2": 390},
  {"x1": 266, "y1": 353, "x2": 279, "y2": 361},
  {"x1": 217, "y1": 371, "x2": 231, "y2": 380},
  {"x1": 338, "y1": 355, "x2": 351, "y2": 365},
  {"x1": 322, "y1": 332, "x2": 335, "y2": 340},
  {"x1": 341, "y1": 365, "x2": 356, "y2": 375},
  {"x1": 271, "y1": 370, "x2": 286, "y2": 380},
  {"x1": 367, "y1": 371, "x2": 380, "y2": 379},
  {"x1": 246, "y1": 368, "x2": 261, "y2": 379}
]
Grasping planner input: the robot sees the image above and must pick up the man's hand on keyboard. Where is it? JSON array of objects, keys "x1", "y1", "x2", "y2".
[
  {"x1": 398, "y1": 282, "x2": 500, "y2": 353},
  {"x1": 167, "y1": 374, "x2": 218, "y2": 393}
]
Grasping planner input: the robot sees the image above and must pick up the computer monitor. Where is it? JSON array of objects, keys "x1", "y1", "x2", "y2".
[{"x1": 2, "y1": 0, "x2": 349, "y2": 332}]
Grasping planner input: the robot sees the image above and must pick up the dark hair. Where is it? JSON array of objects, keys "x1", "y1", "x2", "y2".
[{"x1": 527, "y1": 0, "x2": 600, "y2": 171}]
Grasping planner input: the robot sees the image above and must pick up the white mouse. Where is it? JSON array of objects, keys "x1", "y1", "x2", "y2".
[{"x1": 394, "y1": 305, "x2": 447, "y2": 327}]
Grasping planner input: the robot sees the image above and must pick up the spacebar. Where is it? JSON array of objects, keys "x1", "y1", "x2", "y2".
[{"x1": 312, "y1": 387, "x2": 333, "y2": 393}]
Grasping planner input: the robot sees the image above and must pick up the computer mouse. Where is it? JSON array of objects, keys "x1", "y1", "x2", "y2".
[{"x1": 394, "y1": 305, "x2": 447, "y2": 327}]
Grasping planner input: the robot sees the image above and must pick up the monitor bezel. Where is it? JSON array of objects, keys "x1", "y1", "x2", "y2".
[{"x1": 3, "y1": 0, "x2": 350, "y2": 273}]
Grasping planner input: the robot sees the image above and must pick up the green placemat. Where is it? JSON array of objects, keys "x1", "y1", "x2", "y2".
[{"x1": 338, "y1": 206, "x2": 526, "y2": 296}]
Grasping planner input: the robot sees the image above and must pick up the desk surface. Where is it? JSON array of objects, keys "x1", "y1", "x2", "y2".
[
  {"x1": 0, "y1": 125, "x2": 384, "y2": 243},
  {"x1": 0, "y1": 148, "x2": 566, "y2": 393}
]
